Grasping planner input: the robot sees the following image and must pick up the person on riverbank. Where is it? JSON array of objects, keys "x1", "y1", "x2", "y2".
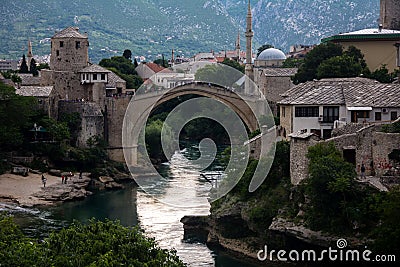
[
  {"x1": 79, "y1": 171, "x2": 83, "y2": 179},
  {"x1": 61, "y1": 175, "x2": 65, "y2": 184},
  {"x1": 41, "y1": 175, "x2": 47, "y2": 188},
  {"x1": 64, "y1": 175, "x2": 68, "y2": 184}
]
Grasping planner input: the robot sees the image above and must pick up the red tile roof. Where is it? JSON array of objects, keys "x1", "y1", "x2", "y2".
[{"x1": 145, "y1": 62, "x2": 166, "y2": 73}]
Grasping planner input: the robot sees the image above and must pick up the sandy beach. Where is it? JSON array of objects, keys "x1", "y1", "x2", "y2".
[{"x1": 0, "y1": 172, "x2": 63, "y2": 206}]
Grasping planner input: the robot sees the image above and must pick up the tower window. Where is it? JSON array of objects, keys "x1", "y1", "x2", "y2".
[
  {"x1": 56, "y1": 50, "x2": 59, "y2": 56},
  {"x1": 60, "y1": 41, "x2": 64, "y2": 47},
  {"x1": 101, "y1": 74, "x2": 106, "y2": 80},
  {"x1": 76, "y1": 41, "x2": 81, "y2": 49}
]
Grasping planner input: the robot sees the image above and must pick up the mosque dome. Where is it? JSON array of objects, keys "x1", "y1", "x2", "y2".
[{"x1": 257, "y1": 48, "x2": 286, "y2": 61}]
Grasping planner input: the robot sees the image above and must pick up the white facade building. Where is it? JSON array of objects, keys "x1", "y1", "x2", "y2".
[{"x1": 279, "y1": 78, "x2": 400, "y2": 139}]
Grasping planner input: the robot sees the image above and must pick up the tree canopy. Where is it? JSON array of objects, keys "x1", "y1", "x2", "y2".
[
  {"x1": 29, "y1": 58, "x2": 39, "y2": 77},
  {"x1": 122, "y1": 49, "x2": 132, "y2": 60},
  {"x1": 99, "y1": 56, "x2": 143, "y2": 89},
  {"x1": 0, "y1": 216, "x2": 185, "y2": 267},
  {"x1": 291, "y1": 42, "x2": 400, "y2": 84},
  {"x1": 292, "y1": 42, "x2": 343, "y2": 84},
  {"x1": 221, "y1": 58, "x2": 245, "y2": 73},
  {"x1": 0, "y1": 81, "x2": 38, "y2": 149}
]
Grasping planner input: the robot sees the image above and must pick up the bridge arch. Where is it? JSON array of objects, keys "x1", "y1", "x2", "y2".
[{"x1": 122, "y1": 82, "x2": 268, "y2": 165}]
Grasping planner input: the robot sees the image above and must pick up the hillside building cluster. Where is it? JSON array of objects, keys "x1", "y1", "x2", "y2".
[{"x1": 1, "y1": 0, "x2": 399, "y2": 186}]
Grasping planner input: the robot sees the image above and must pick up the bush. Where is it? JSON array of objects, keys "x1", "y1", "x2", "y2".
[{"x1": 0, "y1": 215, "x2": 186, "y2": 267}]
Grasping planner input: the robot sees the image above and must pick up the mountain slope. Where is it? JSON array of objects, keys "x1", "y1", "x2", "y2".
[{"x1": 0, "y1": 0, "x2": 379, "y2": 63}]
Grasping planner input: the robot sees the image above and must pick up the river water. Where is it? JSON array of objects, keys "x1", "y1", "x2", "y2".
[{"x1": 1, "y1": 144, "x2": 260, "y2": 267}]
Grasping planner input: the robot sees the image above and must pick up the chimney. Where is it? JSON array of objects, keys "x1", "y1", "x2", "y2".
[{"x1": 379, "y1": 23, "x2": 383, "y2": 32}]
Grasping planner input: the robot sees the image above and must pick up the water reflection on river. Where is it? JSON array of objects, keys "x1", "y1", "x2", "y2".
[{"x1": 1, "y1": 144, "x2": 260, "y2": 267}]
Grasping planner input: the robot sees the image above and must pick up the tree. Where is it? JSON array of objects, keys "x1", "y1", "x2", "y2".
[
  {"x1": 316, "y1": 55, "x2": 362, "y2": 79},
  {"x1": 19, "y1": 54, "x2": 29, "y2": 73},
  {"x1": 99, "y1": 56, "x2": 143, "y2": 89},
  {"x1": 122, "y1": 49, "x2": 132, "y2": 60},
  {"x1": 257, "y1": 44, "x2": 274, "y2": 57},
  {"x1": 305, "y1": 142, "x2": 358, "y2": 232},
  {"x1": 0, "y1": 81, "x2": 38, "y2": 149},
  {"x1": 221, "y1": 58, "x2": 245, "y2": 73},
  {"x1": 29, "y1": 58, "x2": 38, "y2": 76},
  {"x1": 282, "y1": 57, "x2": 303, "y2": 68},
  {"x1": 369, "y1": 64, "x2": 396, "y2": 83},
  {"x1": 37, "y1": 62, "x2": 50, "y2": 71},
  {"x1": 292, "y1": 43, "x2": 372, "y2": 84},
  {"x1": 0, "y1": 216, "x2": 186, "y2": 267},
  {"x1": 153, "y1": 58, "x2": 168, "y2": 67}
]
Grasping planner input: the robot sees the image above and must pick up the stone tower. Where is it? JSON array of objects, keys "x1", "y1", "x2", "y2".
[
  {"x1": 245, "y1": 0, "x2": 254, "y2": 94},
  {"x1": 50, "y1": 27, "x2": 89, "y2": 72},
  {"x1": 27, "y1": 40, "x2": 33, "y2": 70},
  {"x1": 380, "y1": 0, "x2": 400, "y2": 30}
]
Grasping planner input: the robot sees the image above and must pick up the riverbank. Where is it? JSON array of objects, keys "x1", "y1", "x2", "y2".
[
  {"x1": 0, "y1": 172, "x2": 92, "y2": 207},
  {"x1": 0, "y1": 171, "x2": 129, "y2": 207}
]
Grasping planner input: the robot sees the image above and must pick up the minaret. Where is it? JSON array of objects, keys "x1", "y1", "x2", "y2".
[
  {"x1": 27, "y1": 40, "x2": 33, "y2": 71},
  {"x1": 245, "y1": 0, "x2": 254, "y2": 94},
  {"x1": 235, "y1": 29, "x2": 241, "y2": 62}
]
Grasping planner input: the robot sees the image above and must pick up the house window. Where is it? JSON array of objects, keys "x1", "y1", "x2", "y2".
[
  {"x1": 60, "y1": 41, "x2": 64, "y2": 47},
  {"x1": 295, "y1": 106, "x2": 319, "y2": 117},
  {"x1": 93, "y1": 74, "x2": 97, "y2": 80},
  {"x1": 323, "y1": 106, "x2": 339, "y2": 123},
  {"x1": 351, "y1": 111, "x2": 370, "y2": 122},
  {"x1": 101, "y1": 74, "x2": 106, "y2": 80},
  {"x1": 391, "y1": 111, "x2": 398, "y2": 121},
  {"x1": 76, "y1": 41, "x2": 81, "y2": 49},
  {"x1": 375, "y1": 112, "x2": 382, "y2": 121}
]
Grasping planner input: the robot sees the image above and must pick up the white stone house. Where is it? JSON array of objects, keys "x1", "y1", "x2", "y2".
[
  {"x1": 278, "y1": 78, "x2": 400, "y2": 139},
  {"x1": 150, "y1": 72, "x2": 195, "y2": 89}
]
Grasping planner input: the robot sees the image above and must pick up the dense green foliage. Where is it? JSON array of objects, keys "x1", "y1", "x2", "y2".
[
  {"x1": 1, "y1": 70, "x2": 22, "y2": 83},
  {"x1": 29, "y1": 58, "x2": 39, "y2": 76},
  {"x1": 145, "y1": 119, "x2": 174, "y2": 161},
  {"x1": 381, "y1": 119, "x2": 400, "y2": 133},
  {"x1": 195, "y1": 63, "x2": 243, "y2": 90},
  {"x1": 221, "y1": 58, "x2": 244, "y2": 73},
  {"x1": 99, "y1": 56, "x2": 143, "y2": 89},
  {"x1": 303, "y1": 142, "x2": 400, "y2": 254},
  {"x1": 305, "y1": 142, "x2": 360, "y2": 231},
  {"x1": 213, "y1": 141, "x2": 294, "y2": 228},
  {"x1": 122, "y1": 49, "x2": 132, "y2": 60},
  {"x1": 316, "y1": 54, "x2": 363, "y2": 79},
  {"x1": 153, "y1": 58, "x2": 168, "y2": 68},
  {"x1": 292, "y1": 43, "x2": 371, "y2": 84},
  {"x1": 0, "y1": 215, "x2": 185, "y2": 267},
  {"x1": 0, "y1": 81, "x2": 38, "y2": 149},
  {"x1": 282, "y1": 57, "x2": 303, "y2": 68},
  {"x1": 292, "y1": 42, "x2": 343, "y2": 84},
  {"x1": 369, "y1": 64, "x2": 398, "y2": 83},
  {"x1": 293, "y1": 42, "x2": 398, "y2": 84}
]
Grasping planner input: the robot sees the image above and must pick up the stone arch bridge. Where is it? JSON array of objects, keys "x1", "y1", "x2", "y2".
[{"x1": 106, "y1": 82, "x2": 268, "y2": 165}]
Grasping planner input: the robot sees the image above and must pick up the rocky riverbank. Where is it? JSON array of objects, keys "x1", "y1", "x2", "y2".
[{"x1": 0, "y1": 171, "x2": 130, "y2": 207}]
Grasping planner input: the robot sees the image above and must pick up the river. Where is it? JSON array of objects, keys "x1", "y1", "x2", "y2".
[{"x1": 1, "y1": 144, "x2": 260, "y2": 267}]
